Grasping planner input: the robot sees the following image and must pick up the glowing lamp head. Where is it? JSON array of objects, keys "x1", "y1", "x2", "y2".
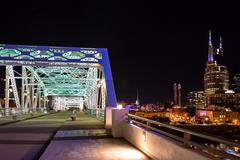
[
  {"x1": 142, "y1": 131, "x2": 146, "y2": 141},
  {"x1": 117, "y1": 104, "x2": 123, "y2": 109}
]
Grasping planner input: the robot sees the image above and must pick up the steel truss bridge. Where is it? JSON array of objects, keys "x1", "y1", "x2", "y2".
[{"x1": 0, "y1": 44, "x2": 117, "y2": 117}]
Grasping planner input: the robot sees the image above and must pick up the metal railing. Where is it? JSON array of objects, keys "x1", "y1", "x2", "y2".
[
  {"x1": 0, "y1": 107, "x2": 48, "y2": 119},
  {"x1": 127, "y1": 114, "x2": 240, "y2": 160},
  {"x1": 84, "y1": 108, "x2": 104, "y2": 121}
]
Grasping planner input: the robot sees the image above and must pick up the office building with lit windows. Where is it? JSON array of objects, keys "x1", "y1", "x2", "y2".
[
  {"x1": 204, "y1": 31, "x2": 229, "y2": 96},
  {"x1": 232, "y1": 74, "x2": 240, "y2": 93},
  {"x1": 187, "y1": 91, "x2": 206, "y2": 108},
  {"x1": 203, "y1": 31, "x2": 240, "y2": 111}
]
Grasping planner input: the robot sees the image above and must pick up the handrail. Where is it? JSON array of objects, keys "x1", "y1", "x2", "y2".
[
  {"x1": 128, "y1": 114, "x2": 240, "y2": 147},
  {"x1": 128, "y1": 113, "x2": 240, "y2": 160},
  {"x1": 84, "y1": 108, "x2": 104, "y2": 121}
]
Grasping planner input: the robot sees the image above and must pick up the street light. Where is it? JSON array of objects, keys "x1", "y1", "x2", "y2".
[{"x1": 117, "y1": 104, "x2": 123, "y2": 109}]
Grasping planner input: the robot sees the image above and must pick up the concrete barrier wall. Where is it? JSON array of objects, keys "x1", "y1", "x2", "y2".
[
  {"x1": 105, "y1": 107, "x2": 113, "y2": 129},
  {"x1": 122, "y1": 123, "x2": 210, "y2": 160}
]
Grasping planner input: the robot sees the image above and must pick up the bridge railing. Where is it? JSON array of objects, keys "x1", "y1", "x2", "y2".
[
  {"x1": 127, "y1": 114, "x2": 240, "y2": 160},
  {"x1": 0, "y1": 107, "x2": 47, "y2": 117},
  {"x1": 84, "y1": 108, "x2": 104, "y2": 121},
  {"x1": 0, "y1": 108, "x2": 29, "y2": 117}
]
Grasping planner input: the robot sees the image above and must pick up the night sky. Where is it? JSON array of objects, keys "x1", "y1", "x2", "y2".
[{"x1": 0, "y1": 1, "x2": 240, "y2": 104}]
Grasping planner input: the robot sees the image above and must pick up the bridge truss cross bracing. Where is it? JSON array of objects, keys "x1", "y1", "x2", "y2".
[{"x1": 0, "y1": 44, "x2": 117, "y2": 117}]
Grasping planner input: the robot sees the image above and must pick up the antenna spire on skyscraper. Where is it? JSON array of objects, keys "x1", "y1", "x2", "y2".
[
  {"x1": 209, "y1": 30, "x2": 212, "y2": 46},
  {"x1": 136, "y1": 88, "x2": 140, "y2": 105},
  {"x1": 208, "y1": 30, "x2": 214, "y2": 61},
  {"x1": 218, "y1": 36, "x2": 224, "y2": 56},
  {"x1": 219, "y1": 36, "x2": 223, "y2": 49}
]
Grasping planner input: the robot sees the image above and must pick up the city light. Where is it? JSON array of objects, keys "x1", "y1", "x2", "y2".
[
  {"x1": 225, "y1": 90, "x2": 235, "y2": 94},
  {"x1": 109, "y1": 148, "x2": 145, "y2": 159},
  {"x1": 142, "y1": 130, "x2": 146, "y2": 142},
  {"x1": 117, "y1": 104, "x2": 123, "y2": 109}
]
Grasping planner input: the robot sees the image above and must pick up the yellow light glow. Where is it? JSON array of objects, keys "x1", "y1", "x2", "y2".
[
  {"x1": 117, "y1": 148, "x2": 144, "y2": 159},
  {"x1": 232, "y1": 119, "x2": 239, "y2": 125},
  {"x1": 233, "y1": 147, "x2": 239, "y2": 152},
  {"x1": 117, "y1": 104, "x2": 123, "y2": 109},
  {"x1": 142, "y1": 131, "x2": 146, "y2": 141}
]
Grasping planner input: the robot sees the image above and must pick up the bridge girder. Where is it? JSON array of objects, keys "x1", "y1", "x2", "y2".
[{"x1": 0, "y1": 44, "x2": 116, "y2": 115}]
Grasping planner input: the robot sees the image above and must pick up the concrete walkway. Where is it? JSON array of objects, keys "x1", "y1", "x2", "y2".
[
  {"x1": 0, "y1": 112, "x2": 72, "y2": 160},
  {"x1": 40, "y1": 112, "x2": 150, "y2": 160},
  {"x1": 0, "y1": 112, "x2": 47, "y2": 125},
  {"x1": 40, "y1": 138, "x2": 150, "y2": 160}
]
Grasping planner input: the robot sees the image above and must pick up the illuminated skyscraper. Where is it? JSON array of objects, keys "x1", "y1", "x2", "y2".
[
  {"x1": 204, "y1": 31, "x2": 230, "y2": 107},
  {"x1": 204, "y1": 31, "x2": 229, "y2": 96},
  {"x1": 202, "y1": 31, "x2": 240, "y2": 111}
]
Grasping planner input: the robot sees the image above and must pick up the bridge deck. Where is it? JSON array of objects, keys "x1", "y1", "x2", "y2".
[
  {"x1": 0, "y1": 112, "x2": 150, "y2": 160},
  {"x1": 0, "y1": 112, "x2": 71, "y2": 160},
  {"x1": 40, "y1": 112, "x2": 150, "y2": 160},
  {"x1": 40, "y1": 137, "x2": 150, "y2": 160}
]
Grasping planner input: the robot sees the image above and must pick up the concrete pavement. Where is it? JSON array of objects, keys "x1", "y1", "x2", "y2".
[
  {"x1": 0, "y1": 112, "x2": 47, "y2": 126},
  {"x1": 40, "y1": 138, "x2": 150, "y2": 160},
  {"x1": 0, "y1": 112, "x2": 71, "y2": 160},
  {"x1": 0, "y1": 112, "x2": 151, "y2": 160},
  {"x1": 40, "y1": 112, "x2": 151, "y2": 160}
]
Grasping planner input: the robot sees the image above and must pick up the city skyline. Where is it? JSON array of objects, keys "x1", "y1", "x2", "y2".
[{"x1": 0, "y1": 1, "x2": 240, "y2": 103}]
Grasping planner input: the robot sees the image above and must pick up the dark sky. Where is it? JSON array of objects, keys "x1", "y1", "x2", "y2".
[{"x1": 0, "y1": 1, "x2": 240, "y2": 104}]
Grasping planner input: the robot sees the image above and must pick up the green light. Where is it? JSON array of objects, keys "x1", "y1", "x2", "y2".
[
  {"x1": 30, "y1": 50, "x2": 54, "y2": 58},
  {"x1": 0, "y1": 49, "x2": 21, "y2": 57},
  {"x1": 63, "y1": 51, "x2": 85, "y2": 59}
]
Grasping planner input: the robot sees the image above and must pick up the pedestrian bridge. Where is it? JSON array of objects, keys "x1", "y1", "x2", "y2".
[
  {"x1": 0, "y1": 44, "x2": 116, "y2": 120},
  {"x1": 0, "y1": 44, "x2": 239, "y2": 160}
]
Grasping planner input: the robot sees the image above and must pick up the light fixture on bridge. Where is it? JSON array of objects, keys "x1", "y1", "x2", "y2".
[
  {"x1": 142, "y1": 130, "x2": 146, "y2": 142},
  {"x1": 117, "y1": 104, "x2": 123, "y2": 109}
]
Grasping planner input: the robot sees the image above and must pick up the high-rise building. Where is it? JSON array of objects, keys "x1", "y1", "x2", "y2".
[
  {"x1": 187, "y1": 91, "x2": 206, "y2": 108},
  {"x1": 233, "y1": 74, "x2": 240, "y2": 93},
  {"x1": 204, "y1": 31, "x2": 229, "y2": 97},
  {"x1": 173, "y1": 83, "x2": 181, "y2": 106},
  {"x1": 178, "y1": 84, "x2": 181, "y2": 106},
  {"x1": 173, "y1": 83, "x2": 177, "y2": 105},
  {"x1": 203, "y1": 31, "x2": 240, "y2": 111}
]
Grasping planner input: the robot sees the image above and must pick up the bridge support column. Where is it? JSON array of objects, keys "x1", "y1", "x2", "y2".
[{"x1": 111, "y1": 108, "x2": 127, "y2": 137}]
